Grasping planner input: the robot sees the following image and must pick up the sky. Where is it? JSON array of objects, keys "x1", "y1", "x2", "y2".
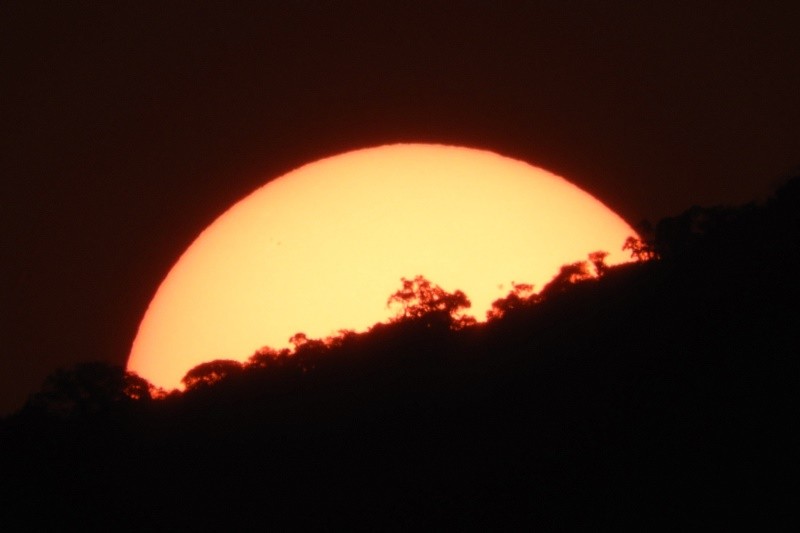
[{"x1": 2, "y1": 1, "x2": 799, "y2": 414}]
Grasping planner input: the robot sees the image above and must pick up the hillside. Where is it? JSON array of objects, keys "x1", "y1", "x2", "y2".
[{"x1": 2, "y1": 178, "x2": 798, "y2": 530}]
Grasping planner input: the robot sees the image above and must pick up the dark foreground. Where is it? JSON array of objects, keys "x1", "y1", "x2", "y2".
[{"x1": 2, "y1": 181, "x2": 798, "y2": 530}]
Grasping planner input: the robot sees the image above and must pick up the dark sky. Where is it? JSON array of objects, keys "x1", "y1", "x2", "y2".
[{"x1": 2, "y1": 1, "x2": 798, "y2": 414}]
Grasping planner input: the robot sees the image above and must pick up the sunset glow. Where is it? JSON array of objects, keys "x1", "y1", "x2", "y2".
[{"x1": 128, "y1": 144, "x2": 636, "y2": 388}]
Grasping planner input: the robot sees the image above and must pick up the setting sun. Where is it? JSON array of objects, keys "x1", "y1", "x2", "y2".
[{"x1": 128, "y1": 144, "x2": 636, "y2": 388}]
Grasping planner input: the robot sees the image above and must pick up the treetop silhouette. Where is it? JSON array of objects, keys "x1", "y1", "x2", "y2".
[
  {"x1": 182, "y1": 359, "x2": 244, "y2": 390},
  {"x1": 487, "y1": 282, "x2": 536, "y2": 320},
  {"x1": 538, "y1": 250, "x2": 609, "y2": 297},
  {"x1": 22, "y1": 362, "x2": 160, "y2": 418},
  {"x1": 386, "y1": 275, "x2": 473, "y2": 328}
]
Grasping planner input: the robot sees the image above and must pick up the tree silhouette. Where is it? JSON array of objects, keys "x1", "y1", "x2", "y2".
[
  {"x1": 287, "y1": 332, "x2": 330, "y2": 354},
  {"x1": 623, "y1": 236, "x2": 657, "y2": 261},
  {"x1": 647, "y1": 205, "x2": 748, "y2": 260},
  {"x1": 539, "y1": 260, "x2": 593, "y2": 297},
  {"x1": 182, "y1": 359, "x2": 244, "y2": 390},
  {"x1": 248, "y1": 346, "x2": 292, "y2": 369},
  {"x1": 123, "y1": 371, "x2": 158, "y2": 401},
  {"x1": 24, "y1": 362, "x2": 155, "y2": 418},
  {"x1": 289, "y1": 332, "x2": 310, "y2": 350},
  {"x1": 588, "y1": 250, "x2": 609, "y2": 276},
  {"x1": 387, "y1": 275, "x2": 472, "y2": 327},
  {"x1": 487, "y1": 282, "x2": 536, "y2": 320}
]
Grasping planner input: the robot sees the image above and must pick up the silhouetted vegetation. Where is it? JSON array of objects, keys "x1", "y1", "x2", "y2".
[
  {"x1": 20, "y1": 362, "x2": 159, "y2": 420},
  {"x1": 387, "y1": 275, "x2": 475, "y2": 328},
  {"x1": 181, "y1": 359, "x2": 244, "y2": 390},
  {"x1": 2, "y1": 177, "x2": 799, "y2": 530},
  {"x1": 486, "y1": 281, "x2": 536, "y2": 320}
]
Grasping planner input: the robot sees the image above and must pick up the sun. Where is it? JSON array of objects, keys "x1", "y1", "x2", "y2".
[{"x1": 128, "y1": 144, "x2": 636, "y2": 388}]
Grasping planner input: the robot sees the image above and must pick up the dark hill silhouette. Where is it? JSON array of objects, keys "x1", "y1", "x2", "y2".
[{"x1": 2, "y1": 176, "x2": 798, "y2": 530}]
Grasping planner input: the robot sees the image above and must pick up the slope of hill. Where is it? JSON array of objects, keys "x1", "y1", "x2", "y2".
[{"x1": 2, "y1": 178, "x2": 798, "y2": 530}]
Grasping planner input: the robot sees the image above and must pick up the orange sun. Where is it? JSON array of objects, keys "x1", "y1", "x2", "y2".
[{"x1": 129, "y1": 144, "x2": 636, "y2": 388}]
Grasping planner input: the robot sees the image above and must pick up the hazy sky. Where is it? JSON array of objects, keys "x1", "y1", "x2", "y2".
[{"x1": 2, "y1": 1, "x2": 799, "y2": 413}]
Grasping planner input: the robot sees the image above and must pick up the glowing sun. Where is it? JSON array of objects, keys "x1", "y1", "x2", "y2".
[{"x1": 129, "y1": 144, "x2": 636, "y2": 388}]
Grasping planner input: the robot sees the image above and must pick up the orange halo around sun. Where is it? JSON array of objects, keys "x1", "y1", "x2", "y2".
[{"x1": 128, "y1": 144, "x2": 636, "y2": 389}]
